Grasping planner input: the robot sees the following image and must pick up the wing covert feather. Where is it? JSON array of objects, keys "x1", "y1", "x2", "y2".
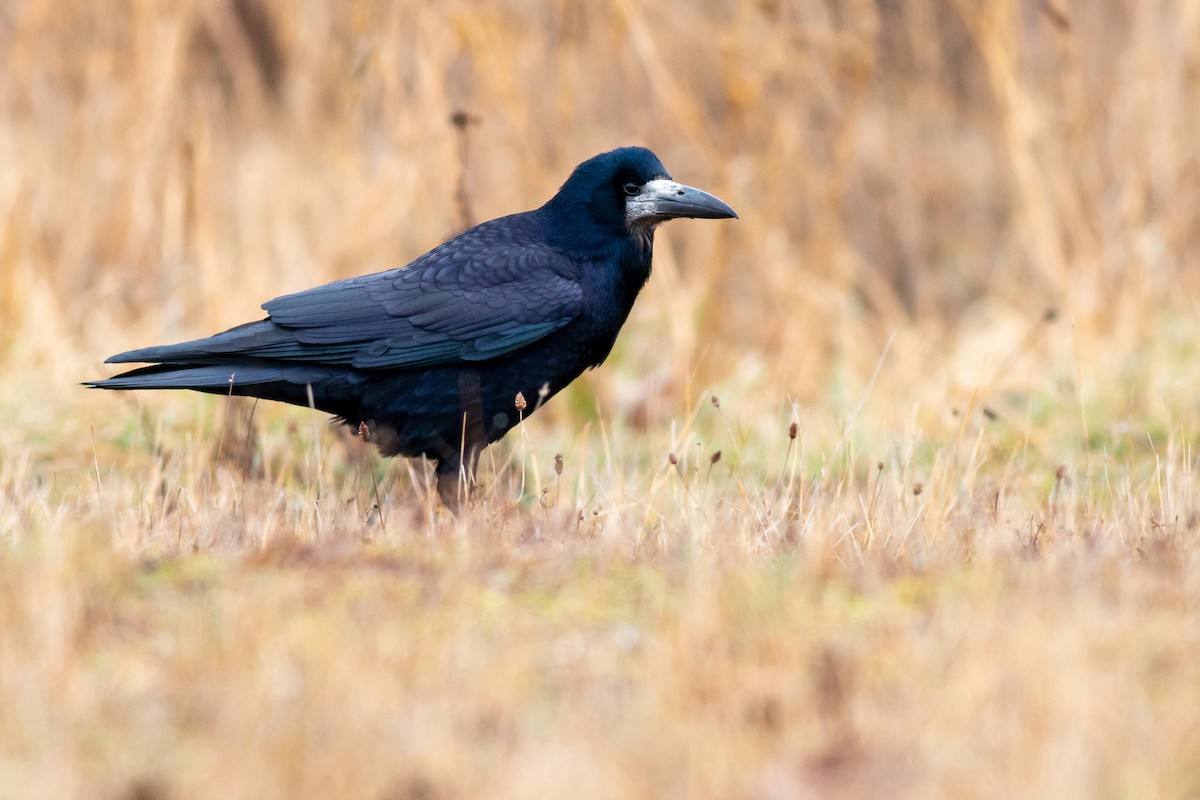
[{"x1": 259, "y1": 222, "x2": 582, "y2": 370}]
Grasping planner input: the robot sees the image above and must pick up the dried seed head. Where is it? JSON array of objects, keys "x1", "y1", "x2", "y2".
[
  {"x1": 711, "y1": 395, "x2": 720, "y2": 408},
  {"x1": 1055, "y1": 464, "x2": 1067, "y2": 481},
  {"x1": 876, "y1": 461, "x2": 884, "y2": 472},
  {"x1": 668, "y1": 452, "x2": 678, "y2": 466},
  {"x1": 515, "y1": 392, "x2": 527, "y2": 411},
  {"x1": 788, "y1": 421, "x2": 798, "y2": 440},
  {"x1": 913, "y1": 481, "x2": 924, "y2": 496},
  {"x1": 538, "y1": 382, "x2": 550, "y2": 399},
  {"x1": 554, "y1": 453, "x2": 564, "y2": 476},
  {"x1": 358, "y1": 422, "x2": 370, "y2": 442},
  {"x1": 449, "y1": 109, "x2": 480, "y2": 128},
  {"x1": 710, "y1": 450, "x2": 721, "y2": 465}
]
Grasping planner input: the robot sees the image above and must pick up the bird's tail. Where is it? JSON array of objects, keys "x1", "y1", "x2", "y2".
[
  {"x1": 101, "y1": 319, "x2": 302, "y2": 366},
  {"x1": 87, "y1": 317, "x2": 353, "y2": 406},
  {"x1": 84, "y1": 359, "x2": 353, "y2": 416},
  {"x1": 86, "y1": 363, "x2": 294, "y2": 392}
]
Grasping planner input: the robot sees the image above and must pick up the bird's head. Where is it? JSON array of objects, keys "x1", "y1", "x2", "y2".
[{"x1": 544, "y1": 147, "x2": 737, "y2": 248}]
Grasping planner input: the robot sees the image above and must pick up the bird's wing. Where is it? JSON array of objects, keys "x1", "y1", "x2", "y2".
[
  {"x1": 264, "y1": 239, "x2": 582, "y2": 369},
  {"x1": 105, "y1": 228, "x2": 584, "y2": 371}
]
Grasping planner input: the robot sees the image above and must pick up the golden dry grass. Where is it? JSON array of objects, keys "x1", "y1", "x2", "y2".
[{"x1": 3, "y1": 1, "x2": 1200, "y2": 797}]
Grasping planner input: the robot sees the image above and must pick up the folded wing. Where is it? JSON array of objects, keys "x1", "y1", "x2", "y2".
[{"x1": 105, "y1": 220, "x2": 583, "y2": 372}]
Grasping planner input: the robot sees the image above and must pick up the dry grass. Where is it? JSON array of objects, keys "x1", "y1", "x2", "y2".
[{"x1": 3, "y1": 1, "x2": 1200, "y2": 797}]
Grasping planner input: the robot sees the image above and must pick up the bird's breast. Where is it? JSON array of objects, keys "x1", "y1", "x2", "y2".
[{"x1": 573, "y1": 255, "x2": 651, "y2": 368}]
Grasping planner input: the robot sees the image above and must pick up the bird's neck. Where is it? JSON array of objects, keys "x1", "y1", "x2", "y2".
[
  {"x1": 623, "y1": 229, "x2": 654, "y2": 291},
  {"x1": 601, "y1": 230, "x2": 655, "y2": 307},
  {"x1": 575, "y1": 238, "x2": 654, "y2": 370},
  {"x1": 629, "y1": 222, "x2": 656, "y2": 259},
  {"x1": 535, "y1": 203, "x2": 655, "y2": 286}
]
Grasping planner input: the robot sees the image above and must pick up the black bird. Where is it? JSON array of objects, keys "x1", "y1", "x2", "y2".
[{"x1": 89, "y1": 147, "x2": 737, "y2": 505}]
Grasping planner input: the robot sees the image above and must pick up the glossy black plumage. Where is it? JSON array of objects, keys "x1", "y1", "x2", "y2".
[{"x1": 89, "y1": 147, "x2": 737, "y2": 504}]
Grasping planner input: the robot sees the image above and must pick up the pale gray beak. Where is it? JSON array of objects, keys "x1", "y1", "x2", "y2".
[{"x1": 626, "y1": 179, "x2": 738, "y2": 225}]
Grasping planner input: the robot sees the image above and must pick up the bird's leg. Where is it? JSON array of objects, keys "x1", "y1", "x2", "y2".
[
  {"x1": 435, "y1": 464, "x2": 466, "y2": 511},
  {"x1": 435, "y1": 446, "x2": 482, "y2": 511},
  {"x1": 431, "y1": 370, "x2": 489, "y2": 510}
]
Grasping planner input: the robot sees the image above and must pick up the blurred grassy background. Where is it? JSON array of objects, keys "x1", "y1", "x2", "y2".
[
  {"x1": 4, "y1": 2, "x2": 1200, "y2": 798},
  {"x1": 5, "y1": 0, "x2": 1197, "y2": 433}
]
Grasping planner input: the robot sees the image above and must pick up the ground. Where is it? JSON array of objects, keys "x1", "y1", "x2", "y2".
[{"x1": 2, "y1": 2, "x2": 1200, "y2": 798}]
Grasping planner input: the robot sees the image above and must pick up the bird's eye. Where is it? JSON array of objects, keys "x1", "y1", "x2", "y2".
[{"x1": 623, "y1": 182, "x2": 640, "y2": 197}]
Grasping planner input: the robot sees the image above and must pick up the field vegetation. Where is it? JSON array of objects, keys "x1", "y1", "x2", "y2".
[{"x1": 2, "y1": 1, "x2": 1200, "y2": 797}]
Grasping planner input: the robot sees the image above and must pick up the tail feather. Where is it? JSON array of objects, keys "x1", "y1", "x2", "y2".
[
  {"x1": 90, "y1": 319, "x2": 378, "y2": 419},
  {"x1": 86, "y1": 363, "x2": 299, "y2": 391},
  {"x1": 103, "y1": 319, "x2": 294, "y2": 365},
  {"x1": 85, "y1": 362, "x2": 362, "y2": 419},
  {"x1": 88, "y1": 360, "x2": 346, "y2": 390}
]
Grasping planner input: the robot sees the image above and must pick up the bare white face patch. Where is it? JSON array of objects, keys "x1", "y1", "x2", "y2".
[
  {"x1": 625, "y1": 179, "x2": 686, "y2": 226},
  {"x1": 624, "y1": 179, "x2": 738, "y2": 229}
]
